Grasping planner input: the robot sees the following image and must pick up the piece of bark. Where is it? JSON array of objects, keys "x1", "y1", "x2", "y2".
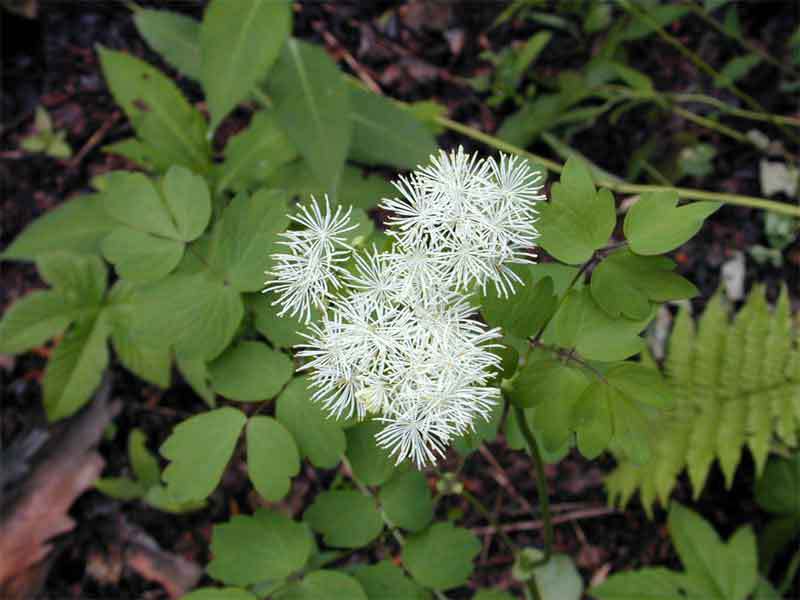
[
  {"x1": 124, "y1": 524, "x2": 203, "y2": 599},
  {"x1": 0, "y1": 376, "x2": 120, "y2": 598}
]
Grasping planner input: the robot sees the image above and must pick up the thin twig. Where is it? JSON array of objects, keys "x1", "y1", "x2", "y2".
[{"x1": 470, "y1": 506, "x2": 617, "y2": 536}]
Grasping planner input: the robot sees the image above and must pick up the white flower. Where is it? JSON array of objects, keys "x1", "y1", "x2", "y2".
[
  {"x1": 263, "y1": 195, "x2": 357, "y2": 323},
  {"x1": 266, "y1": 148, "x2": 545, "y2": 467}
]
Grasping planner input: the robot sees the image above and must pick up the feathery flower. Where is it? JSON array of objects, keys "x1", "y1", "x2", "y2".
[
  {"x1": 266, "y1": 148, "x2": 544, "y2": 467},
  {"x1": 264, "y1": 195, "x2": 356, "y2": 322}
]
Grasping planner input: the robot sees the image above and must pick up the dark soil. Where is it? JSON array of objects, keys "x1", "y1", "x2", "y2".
[{"x1": 1, "y1": 1, "x2": 798, "y2": 599}]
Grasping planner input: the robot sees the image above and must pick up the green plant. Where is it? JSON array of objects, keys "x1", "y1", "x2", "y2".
[
  {"x1": 0, "y1": 1, "x2": 796, "y2": 598},
  {"x1": 591, "y1": 503, "x2": 781, "y2": 600},
  {"x1": 606, "y1": 286, "x2": 800, "y2": 513},
  {"x1": 20, "y1": 106, "x2": 72, "y2": 159}
]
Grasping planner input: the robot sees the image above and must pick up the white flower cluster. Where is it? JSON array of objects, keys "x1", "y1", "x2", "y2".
[{"x1": 264, "y1": 147, "x2": 544, "y2": 467}]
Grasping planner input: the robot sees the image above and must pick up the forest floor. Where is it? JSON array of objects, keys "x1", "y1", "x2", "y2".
[{"x1": 1, "y1": 1, "x2": 798, "y2": 598}]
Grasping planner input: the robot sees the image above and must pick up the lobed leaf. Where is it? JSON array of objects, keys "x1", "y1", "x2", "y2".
[
  {"x1": 160, "y1": 406, "x2": 247, "y2": 502},
  {"x1": 403, "y1": 522, "x2": 480, "y2": 591},
  {"x1": 623, "y1": 191, "x2": 720, "y2": 255},
  {"x1": 209, "y1": 341, "x2": 293, "y2": 402},
  {"x1": 208, "y1": 508, "x2": 312, "y2": 586},
  {"x1": 246, "y1": 416, "x2": 300, "y2": 501},
  {"x1": 276, "y1": 377, "x2": 346, "y2": 469},
  {"x1": 304, "y1": 490, "x2": 383, "y2": 548}
]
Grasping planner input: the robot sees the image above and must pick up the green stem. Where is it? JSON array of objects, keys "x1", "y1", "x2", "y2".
[
  {"x1": 434, "y1": 114, "x2": 800, "y2": 217},
  {"x1": 669, "y1": 92, "x2": 800, "y2": 127},
  {"x1": 682, "y1": 1, "x2": 800, "y2": 80},
  {"x1": 619, "y1": 0, "x2": 800, "y2": 146},
  {"x1": 512, "y1": 404, "x2": 554, "y2": 568},
  {"x1": 671, "y1": 105, "x2": 751, "y2": 145},
  {"x1": 779, "y1": 546, "x2": 800, "y2": 596}
]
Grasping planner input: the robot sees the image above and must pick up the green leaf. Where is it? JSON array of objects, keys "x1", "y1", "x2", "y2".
[
  {"x1": 102, "y1": 138, "x2": 159, "y2": 171},
  {"x1": 590, "y1": 567, "x2": 693, "y2": 599},
  {"x1": 514, "y1": 361, "x2": 590, "y2": 452},
  {"x1": 404, "y1": 522, "x2": 480, "y2": 591},
  {"x1": 43, "y1": 313, "x2": 110, "y2": 421},
  {"x1": 304, "y1": 490, "x2": 383, "y2": 548},
  {"x1": 0, "y1": 290, "x2": 74, "y2": 354},
  {"x1": 340, "y1": 167, "x2": 396, "y2": 210},
  {"x1": 620, "y1": 5, "x2": 689, "y2": 41},
  {"x1": 714, "y1": 53, "x2": 761, "y2": 88},
  {"x1": 209, "y1": 341, "x2": 293, "y2": 402},
  {"x1": 348, "y1": 84, "x2": 437, "y2": 169},
  {"x1": 95, "y1": 477, "x2": 146, "y2": 500},
  {"x1": 624, "y1": 192, "x2": 720, "y2": 255},
  {"x1": 572, "y1": 381, "x2": 615, "y2": 459},
  {"x1": 97, "y1": 47, "x2": 210, "y2": 172},
  {"x1": 606, "y1": 363, "x2": 672, "y2": 409},
  {"x1": 668, "y1": 503, "x2": 758, "y2": 600},
  {"x1": 143, "y1": 485, "x2": 206, "y2": 514},
  {"x1": 543, "y1": 287, "x2": 651, "y2": 361},
  {"x1": 215, "y1": 111, "x2": 297, "y2": 194},
  {"x1": 537, "y1": 157, "x2": 616, "y2": 264},
  {"x1": 208, "y1": 508, "x2": 312, "y2": 586},
  {"x1": 351, "y1": 561, "x2": 428, "y2": 600},
  {"x1": 200, "y1": 0, "x2": 291, "y2": 131},
  {"x1": 379, "y1": 470, "x2": 434, "y2": 533},
  {"x1": 755, "y1": 453, "x2": 800, "y2": 516},
  {"x1": 246, "y1": 416, "x2": 300, "y2": 501},
  {"x1": 160, "y1": 406, "x2": 246, "y2": 502},
  {"x1": 591, "y1": 249, "x2": 698, "y2": 319},
  {"x1": 161, "y1": 165, "x2": 211, "y2": 241},
  {"x1": 520, "y1": 553, "x2": 582, "y2": 600},
  {"x1": 102, "y1": 227, "x2": 184, "y2": 282},
  {"x1": 129, "y1": 273, "x2": 244, "y2": 361},
  {"x1": 2, "y1": 195, "x2": 116, "y2": 261},
  {"x1": 129, "y1": 428, "x2": 161, "y2": 488},
  {"x1": 274, "y1": 571, "x2": 368, "y2": 600},
  {"x1": 276, "y1": 377, "x2": 346, "y2": 469},
  {"x1": 480, "y1": 269, "x2": 558, "y2": 339},
  {"x1": 249, "y1": 293, "x2": 310, "y2": 349},
  {"x1": 265, "y1": 39, "x2": 352, "y2": 193},
  {"x1": 107, "y1": 282, "x2": 172, "y2": 387},
  {"x1": 37, "y1": 252, "x2": 107, "y2": 308},
  {"x1": 210, "y1": 188, "x2": 290, "y2": 292},
  {"x1": 101, "y1": 171, "x2": 178, "y2": 238},
  {"x1": 345, "y1": 420, "x2": 395, "y2": 486},
  {"x1": 133, "y1": 9, "x2": 202, "y2": 80},
  {"x1": 182, "y1": 588, "x2": 257, "y2": 600},
  {"x1": 176, "y1": 353, "x2": 215, "y2": 406}
]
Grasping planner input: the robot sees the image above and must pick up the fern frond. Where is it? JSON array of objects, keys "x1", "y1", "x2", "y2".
[{"x1": 607, "y1": 285, "x2": 800, "y2": 512}]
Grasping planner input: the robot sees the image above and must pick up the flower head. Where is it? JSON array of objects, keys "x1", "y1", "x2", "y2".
[
  {"x1": 266, "y1": 148, "x2": 544, "y2": 467},
  {"x1": 264, "y1": 195, "x2": 356, "y2": 322}
]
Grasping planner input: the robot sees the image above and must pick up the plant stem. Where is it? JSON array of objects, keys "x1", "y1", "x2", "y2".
[
  {"x1": 619, "y1": 0, "x2": 800, "y2": 146},
  {"x1": 432, "y1": 115, "x2": 800, "y2": 217},
  {"x1": 682, "y1": 1, "x2": 800, "y2": 80},
  {"x1": 669, "y1": 92, "x2": 800, "y2": 128},
  {"x1": 512, "y1": 404, "x2": 554, "y2": 568}
]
